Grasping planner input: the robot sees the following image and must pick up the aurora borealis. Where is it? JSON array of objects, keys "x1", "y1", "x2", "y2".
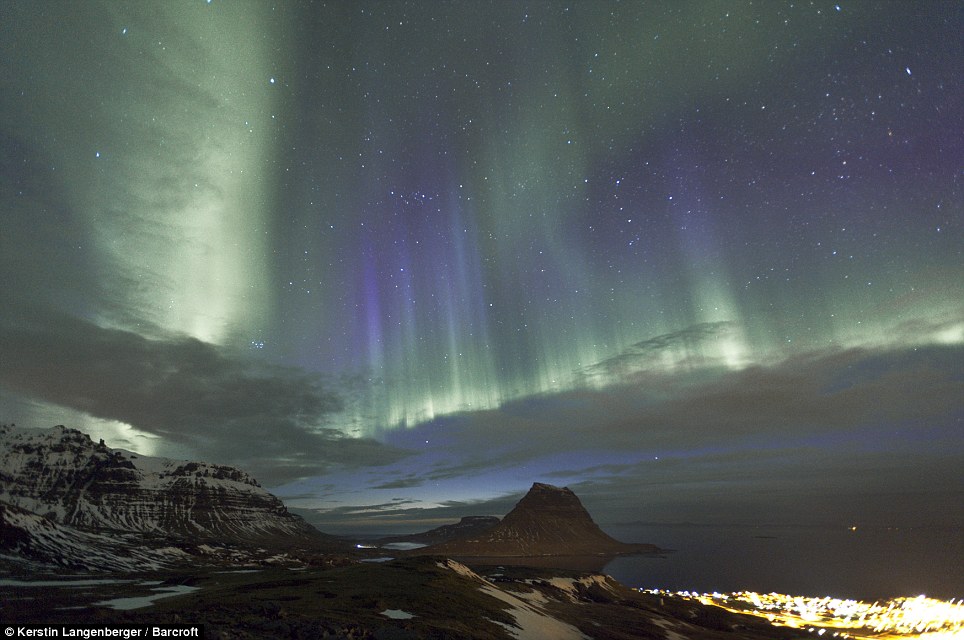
[{"x1": 1, "y1": 1, "x2": 961, "y2": 532}]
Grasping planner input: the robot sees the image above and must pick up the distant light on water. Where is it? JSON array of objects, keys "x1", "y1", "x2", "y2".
[{"x1": 640, "y1": 590, "x2": 963, "y2": 638}]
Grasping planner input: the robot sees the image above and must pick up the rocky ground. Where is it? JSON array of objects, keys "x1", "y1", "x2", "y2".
[{"x1": 1, "y1": 556, "x2": 810, "y2": 640}]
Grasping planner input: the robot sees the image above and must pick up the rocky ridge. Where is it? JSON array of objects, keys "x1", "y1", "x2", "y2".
[
  {"x1": 376, "y1": 515, "x2": 501, "y2": 546},
  {"x1": 0, "y1": 424, "x2": 343, "y2": 570}
]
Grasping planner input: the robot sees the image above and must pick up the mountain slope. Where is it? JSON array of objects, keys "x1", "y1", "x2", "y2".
[{"x1": 376, "y1": 516, "x2": 501, "y2": 546}]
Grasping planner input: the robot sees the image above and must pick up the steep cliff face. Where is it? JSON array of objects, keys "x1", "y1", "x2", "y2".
[
  {"x1": 0, "y1": 424, "x2": 343, "y2": 570},
  {"x1": 418, "y1": 482, "x2": 658, "y2": 557},
  {"x1": 0, "y1": 425, "x2": 316, "y2": 542},
  {"x1": 0, "y1": 502, "x2": 194, "y2": 572}
]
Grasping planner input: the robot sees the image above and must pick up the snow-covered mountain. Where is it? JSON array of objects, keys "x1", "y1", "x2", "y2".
[{"x1": 0, "y1": 424, "x2": 343, "y2": 571}]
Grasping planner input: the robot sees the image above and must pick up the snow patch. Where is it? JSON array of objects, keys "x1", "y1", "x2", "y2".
[
  {"x1": 538, "y1": 575, "x2": 617, "y2": 601},
  {"x1": 380, "y1": 609, "x2": 415, "y2": 619},
  {"x1": 94, "y1": 584, "x2": 199, "y2": 611},
  {"x1": 481, "y1": 583, "x2": 590, "y2": 640},
  {"x1": 653, "y1": 617, "x2": 688, "y2": 640},
  {"x1": 437, "y1": 559, "x2": 482, "y2": 580},
  {"x1": 436, "y1": 558, "x2": 588, "y2": 639},
  {"x1": 510, "y1": 588, "x2": 550, "y2": 606}
]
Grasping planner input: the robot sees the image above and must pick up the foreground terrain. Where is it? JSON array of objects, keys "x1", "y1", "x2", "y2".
[{"x1": 1, "y1": 556, "x2": 811, "y2": 640}]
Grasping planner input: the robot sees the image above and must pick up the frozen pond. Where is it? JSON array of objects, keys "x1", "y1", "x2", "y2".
[
  {"x1": 381, "y1": 542, "x2": 427, "y2": 550},
  {"x1": 94, "y1": 584, "x2": 199, "y2": 610}
]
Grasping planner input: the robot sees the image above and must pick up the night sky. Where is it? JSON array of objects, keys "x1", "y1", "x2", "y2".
[{"x1": 1, "y1": 1, "x2": 961, "y2": 533}]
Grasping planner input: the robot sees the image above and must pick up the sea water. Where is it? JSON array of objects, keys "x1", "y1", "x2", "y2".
[{"x1": 600, "y1": 523, "x2": 964, "y2": 601}]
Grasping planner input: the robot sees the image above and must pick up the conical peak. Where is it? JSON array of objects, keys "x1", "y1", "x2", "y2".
[
  {"x1": 528, "y1": 482, "x2": 574, "y2": 495},
  {"x1": 510, "y1": 483, "x2": 589, "y2": 518},
  {"x1": 410, "y1": 480, "x2": 658, "y2": 556}
]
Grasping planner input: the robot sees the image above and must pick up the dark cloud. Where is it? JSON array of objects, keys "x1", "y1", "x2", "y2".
[
  {"x1": 371, "y1": 338, "x2": 963, "y2": 528},
  {"x1": 293, "y1": 491, "x2": 527, "y2": 535},
  {"x1": 370, "y1": 476, "x2": 426, "y2": 490},
  {"x1": 432, "y1": 341, "x2": 963, "y2": 460},
  {"x1": 293, "y1": 499, "x2": 445, "y2": 533},
  {"x1": 568, "y1": 444, "x2": 964, "y2": 528},
  {"x1": 0, "y1": 307, "x2": 408, "y2": 484},
  {"x1": 367, "y1": 455, "x2": 530, "y2": 491},
  {"x1": 579, "y1": 321, "x2": 735, "y2": 379},
  {"x1": 317, "y1": 499, "x2": 425, "y2": 518}
]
